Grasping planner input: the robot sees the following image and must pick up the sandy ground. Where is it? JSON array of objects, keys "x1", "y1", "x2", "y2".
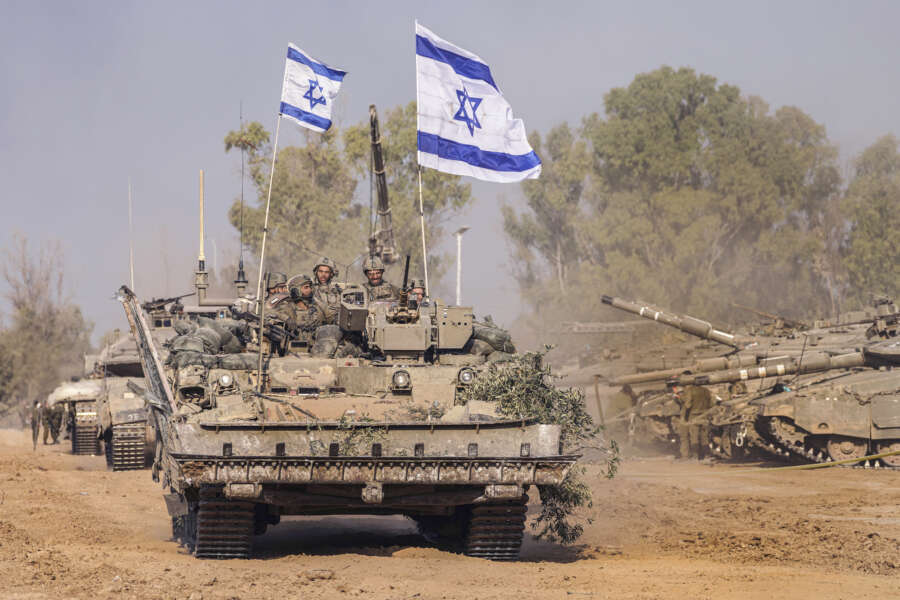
[{"x1": 1, "y1": 429, "x2": 898, "y2": 600}]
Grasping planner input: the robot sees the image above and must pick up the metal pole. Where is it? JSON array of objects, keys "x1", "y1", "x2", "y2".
[
  {"x1": 453, "y1": 226, "x2": 470, "y2": 305},
  {"x1": 456, "y1": 233, "x2": 461, "y2": 305},
  {"x1": 128, "y1": 178, "x2": 134, "y2": 291},
  {"x1": 198, "y1": 170, "x2": 205, "y2": 268},
  {"x1": 417, "y1": 166, "x2": 429, "y2": 294},
  {"x1": 255, "y1": 116, "x2": 283, "y2": 306}
]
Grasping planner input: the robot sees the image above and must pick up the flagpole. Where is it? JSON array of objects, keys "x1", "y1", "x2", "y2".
[
  {"x1": 414, "y1": 21, "x2": 430, "y2": 295},
  {"x1": 128, "y1": 178, "x2": 135, "y2": 291},
  {"x1": 255, "y1": 115, "x2": 283, "y2": 306},
  {"x1": 417, "y1": 166, "x2": 429, "y2": 294}
]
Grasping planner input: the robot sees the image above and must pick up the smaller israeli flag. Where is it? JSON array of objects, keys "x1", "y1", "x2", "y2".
[
  {"x1": 280, "y1": 44, "x2": 346, "y2": 133},
  {"x1": 416, "y1": 22, "x2": 541, "y2": 182}
]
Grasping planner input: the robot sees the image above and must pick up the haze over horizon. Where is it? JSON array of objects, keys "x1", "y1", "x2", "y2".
[{"x1": 2, "y1": 1, "x2": 899, "y2": 341}]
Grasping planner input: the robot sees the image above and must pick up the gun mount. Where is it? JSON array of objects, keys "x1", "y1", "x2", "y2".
[{"x1": 368, "y1": 105, "x2": 397, "y2": 265}]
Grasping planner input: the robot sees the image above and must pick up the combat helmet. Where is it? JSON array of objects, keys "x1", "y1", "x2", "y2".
[
  {"x1": 266, "y1": 272, "x2": 288, "y2": 290},
  {"x1": 313, "y1": 257, "x2": 339, "y2": 279},
  {"x1": 410, "y1": 278, "x2": 426, "y2": 290},
  {"x1": 362, "y1": 255, "x2": 385, "y2": 273}
]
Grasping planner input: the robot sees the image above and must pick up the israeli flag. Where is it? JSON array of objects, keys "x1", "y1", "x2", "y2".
[
  {"x1": 415, "y1": 23, "x2": 541, "y2": 183},
  {"x1": 279, "y1": 44, "x2": 346, "y2": 133}
]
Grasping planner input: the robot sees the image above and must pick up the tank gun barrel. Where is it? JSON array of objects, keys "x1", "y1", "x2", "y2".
[
  {"x1": 610, "y1": 353, "x2": 779, "y2": 386},
  {"x1": 672, "y1": 350, "x2": 875, "y2": 386},
  {"x1": 601, "y1": 295, "x2": 744, "y2": 348}
]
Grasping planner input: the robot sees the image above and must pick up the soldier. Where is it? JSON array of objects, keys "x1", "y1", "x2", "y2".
[
  {"x1": 265, "y1": 272, "x2": 296, "y2": 331},
  {"x1": 675, "y1": 384, "x2": 714, "y2": 460},
  {"x1": 362, "y1": 256, "x2": 399, "y2": 302},
  {"x1": 312, "y1": 257, "x2": 341, "y2": 325},
  {"x1": 289, "y1": 274, "x2": 325, "y2": 336},
  {"x1": 410, "y1": 278, "x2": 427, "y2": 304},
  {"x1": 41, "y1": 399, "x2": 64, "y2": 445}
]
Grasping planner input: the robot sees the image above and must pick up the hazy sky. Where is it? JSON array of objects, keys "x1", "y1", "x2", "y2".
[{"x1": 2, "y1": 1, "x2": 899, "y2": 340}]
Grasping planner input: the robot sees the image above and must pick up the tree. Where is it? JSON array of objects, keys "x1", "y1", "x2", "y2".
[
  {"x1": 503, "y1": 66, "x2": 844, "y2": 324},
  {"x1": 225, "y1": 103, "x2": 473, "y2": 289},
  {"x1": 225, "y1": 123, "x2": 365, "y2": 281},
  {"x1": 841, "y1": 135, "x2": 900, "y2": 304},
  {"x1": 502, "y1": 124, "x2": 590, "y2": 298},
  {"x1": 0, "y1": 234, "x2": 93, "y2": 426}
]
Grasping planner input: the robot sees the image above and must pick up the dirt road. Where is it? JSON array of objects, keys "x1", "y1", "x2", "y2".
[{"x1": 1, "y1": 429, "x2": 898, "y2": 600}]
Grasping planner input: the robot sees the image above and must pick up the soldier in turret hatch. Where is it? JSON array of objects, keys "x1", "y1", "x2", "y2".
[
  {"x1": 265, "y1": 272, "x2": 296, "y2": 331},
  {"x1": 362, "y1": 256, "x2": 399, "y2": 302},
  {"x1": 289, "y1": 274, "x2": 325, "y2": 337},
  {"x1": 410, "y1": 278, "x2": 428, "y2": 305},
  {"x1": 312, "y1": 257, "x2": 341, "y2": 325}
]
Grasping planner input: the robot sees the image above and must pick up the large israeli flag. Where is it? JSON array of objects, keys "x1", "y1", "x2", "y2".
[
  {"x1": 280, "y1": 44, "x2": 346, "y2": 133},
  {"x1": 415, "y1": 23, "x2": 541, "y2": 182}
]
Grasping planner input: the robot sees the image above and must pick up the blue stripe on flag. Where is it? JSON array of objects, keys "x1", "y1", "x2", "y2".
[
  {"x1": 286, "y1": 47, "x2": 346, "y2": 82},
  {"x1": 417, "y1": 131, "x2": 541, "y2": 173},
  {"x1": 280, "y1": 102, "x2": 332, "y2": 131},
  {"x1": 415, "y1": 35, "x2": 499, "y2": 91}
]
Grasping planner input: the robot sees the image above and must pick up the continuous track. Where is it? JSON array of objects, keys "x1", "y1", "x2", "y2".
[
  {"x1": 463, "y1": 498, "x2": 527, "y2": 561},
  {"x1": 107, "y1": 423, "x2": 148, "y2": 471},
  {"x1": 72, "y1": 425, "x2": 101, "y2": 456}
]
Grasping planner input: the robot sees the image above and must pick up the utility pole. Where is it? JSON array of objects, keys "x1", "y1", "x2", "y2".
[{"x1": 454, "y1": 226, "x2": 470, "y2": 305}]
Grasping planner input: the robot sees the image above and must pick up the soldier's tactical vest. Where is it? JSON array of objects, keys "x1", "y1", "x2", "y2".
[{"x1": 364, "y1": 281, "x2": 399, "y2": 302}]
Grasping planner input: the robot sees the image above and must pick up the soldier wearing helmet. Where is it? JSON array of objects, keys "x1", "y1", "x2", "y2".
[
  {"x1": 312, "y1": 257, "x2": 342, "y2": 325},
  {"x1": 410, "y1": 278, "x2": 427, "y2": 304},
  {"x1": 264, "y1": 272, "x2": 296, "y2": 331},
  {"x1": 362, "y1": 256, "x2": 399, "y2": 302},
  {"x1": 289, "y1": 274, "x2": 324, "y2": 336}
]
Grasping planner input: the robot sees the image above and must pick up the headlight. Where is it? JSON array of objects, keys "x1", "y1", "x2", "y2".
[
  {"x1": 218, "y1": 374, "x2": 234, "y2": 388},
  {"x1": 457, "y1": 368, "x2": 476, "y2": 385},
  {"x1": 392, "y1": 370, "x2": 411, "y2": 389}
]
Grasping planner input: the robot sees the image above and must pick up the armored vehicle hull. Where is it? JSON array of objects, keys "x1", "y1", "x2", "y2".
[
  {"x1": 48, "y1": 380, "x2": 103, "y2": 455},
  {"x1": 121, "y1": 286, "x2": 579, "y2": 560}
]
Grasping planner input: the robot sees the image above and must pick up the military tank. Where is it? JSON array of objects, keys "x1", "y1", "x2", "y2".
[
  {"x1": 119, "y1": 281, "x2": 578, "y2": 561},
  {"x1": 47, "y1": 378, "x2": 104, "y2": 455},
  {"x1": 599, "y1": 295, "x2": 897, "y2": 458},
  {"x1": 93, "y1": 296, "x2": 191, "y2": 470}
]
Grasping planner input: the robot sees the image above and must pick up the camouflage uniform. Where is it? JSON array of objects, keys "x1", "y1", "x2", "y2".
[
  {"x1": 311, "y1": 258, "x2": 342, "y2": 325},
  {"x1": 364, "y1": 281, "x2": 400, "y2": 302},
  {"x1": 677, "y1": 385, "x2": 713, "y2": 459},
  {"x1": 362, "y1": 256, "x2": 399, "y2": 302},
  {"x1": 42, "y1": 400, "x2": 63, "y2": 444},
  {"x1": 265, "y1": 293, "x2": 297, "y2": 331}
]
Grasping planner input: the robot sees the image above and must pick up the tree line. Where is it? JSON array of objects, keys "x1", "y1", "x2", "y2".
[
  {"x1": 231, "y1": 67, "x2": 897, "y2": 328},
  {"x1": 0, "y1": 234, "x2": 93, "y2": 426},
  {"x1": 503, "y1": 66, "x2": 899, "y2": 325}
]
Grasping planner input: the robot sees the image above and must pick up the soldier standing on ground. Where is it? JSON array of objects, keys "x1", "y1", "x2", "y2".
[
  {"x1": 311, "y1": 257, "x2": 342, "y2": 325},
  {"x1": 41, "y1": 398, "x2": 63, "y2": 445},
  {"x1": 676, "y1": 384, "x2": 714, "y2": 460},
  {"x1": 362, "y1": 256, "x2": 399, "y2": 302}
]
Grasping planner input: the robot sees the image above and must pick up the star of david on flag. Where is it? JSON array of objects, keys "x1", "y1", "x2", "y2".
[
  {"x1": 280, "y1": 44, "x2": 346, "y2": 133},
  {"x1": 415, "y1": 22, "x2": 541, "y2": 182}
]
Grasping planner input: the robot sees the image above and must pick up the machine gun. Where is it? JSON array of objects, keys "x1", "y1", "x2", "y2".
[
  {"x1": 367, "y1": 105, "x2": 397, "y2": 264},
  {"x1": 141, "y1": 292, "x2": 196, "y2": 313},
  {"x1": 387, "y1": 255, "x2": 416, "y2": 323},
  {"x1": 233, "y1": 310, "x2": 297, "y2": 347}
]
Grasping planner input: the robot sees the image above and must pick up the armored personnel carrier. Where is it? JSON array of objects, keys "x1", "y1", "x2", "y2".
[
  {"x1": 119, "y1": 283, "x2": 578, "y2": 561},
  {"x1": 47, "y1": 379, "x2": 104, "y2": 455},
  {"x1": 93, "y1": 296, "x2": 189, "y2": 470}
]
